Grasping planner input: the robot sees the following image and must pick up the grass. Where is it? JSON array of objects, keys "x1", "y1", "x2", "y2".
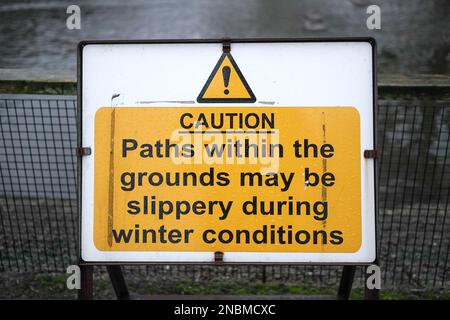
[
  {"x1": 1, "y1": 272, "x2": 449, "y2": 300},
  {"x1": 171, "y1": 281, "x2": 337, "y2": 296}
]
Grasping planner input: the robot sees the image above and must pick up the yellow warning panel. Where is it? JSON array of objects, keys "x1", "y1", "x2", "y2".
[
  {"x1": 94, "y1": 107, "x2": 361, "y2": 253},
  {"x1": 197, "y1": 53, "x2": 256, "y2": 103}
]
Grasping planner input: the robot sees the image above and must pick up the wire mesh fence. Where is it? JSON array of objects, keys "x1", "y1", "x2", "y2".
[
  {"x1": 0, "y1": 93, "x2": 449, "y2": 289},
  {"x1": 377, "y1": 101, "x2": 450, "y2": 288}
]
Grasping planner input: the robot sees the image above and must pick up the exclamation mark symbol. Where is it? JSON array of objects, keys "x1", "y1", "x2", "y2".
[{"x1": 222, "y1": 66, "x2": 231, "y2": 95}]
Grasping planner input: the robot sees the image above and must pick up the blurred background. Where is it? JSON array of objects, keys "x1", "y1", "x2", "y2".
[
  {"x1": 0, "y1": 0, "x2": 448, "y2": 75},
  {"x1": 0, "y1": 0, "x2": 449, "y2": 299}
]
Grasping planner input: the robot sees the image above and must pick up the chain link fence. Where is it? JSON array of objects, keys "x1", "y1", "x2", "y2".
[{"x1": 1, "y1": 92, "x2": 449, "y2": 290}]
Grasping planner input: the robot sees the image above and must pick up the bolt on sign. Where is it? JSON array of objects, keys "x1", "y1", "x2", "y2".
[{"x1": 79, "y1": 39, "x2": 377, "y2": 263}]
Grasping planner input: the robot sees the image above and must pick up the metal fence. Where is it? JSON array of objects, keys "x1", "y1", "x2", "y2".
[{"x1": 0, "y1": 93, "x2": 449, "y2": 290}]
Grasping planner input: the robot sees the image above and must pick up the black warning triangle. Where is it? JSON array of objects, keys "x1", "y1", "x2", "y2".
[{"x1": 197, "y1": 53, "x2": 256, "y2": 103}]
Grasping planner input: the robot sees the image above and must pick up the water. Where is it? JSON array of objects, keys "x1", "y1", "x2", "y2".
[{"x1": 0, "y1": 0, "x2": 449, "y2": 75}]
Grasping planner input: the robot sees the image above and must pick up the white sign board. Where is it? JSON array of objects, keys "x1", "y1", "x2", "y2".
[{"x1": 79, "y1": 39, "x2": 377, "y2": 264}]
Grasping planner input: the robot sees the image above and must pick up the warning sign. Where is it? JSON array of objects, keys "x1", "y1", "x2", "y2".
[
  {"x1": 94, "y1": 107, "x2": 361, "y2": 252},
  {"x1": 79, "y1": 39, "x2": 376, "y2": 263},
  {"x1": 197, "y1": 53, "x2": 256, "y2": 103}
]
